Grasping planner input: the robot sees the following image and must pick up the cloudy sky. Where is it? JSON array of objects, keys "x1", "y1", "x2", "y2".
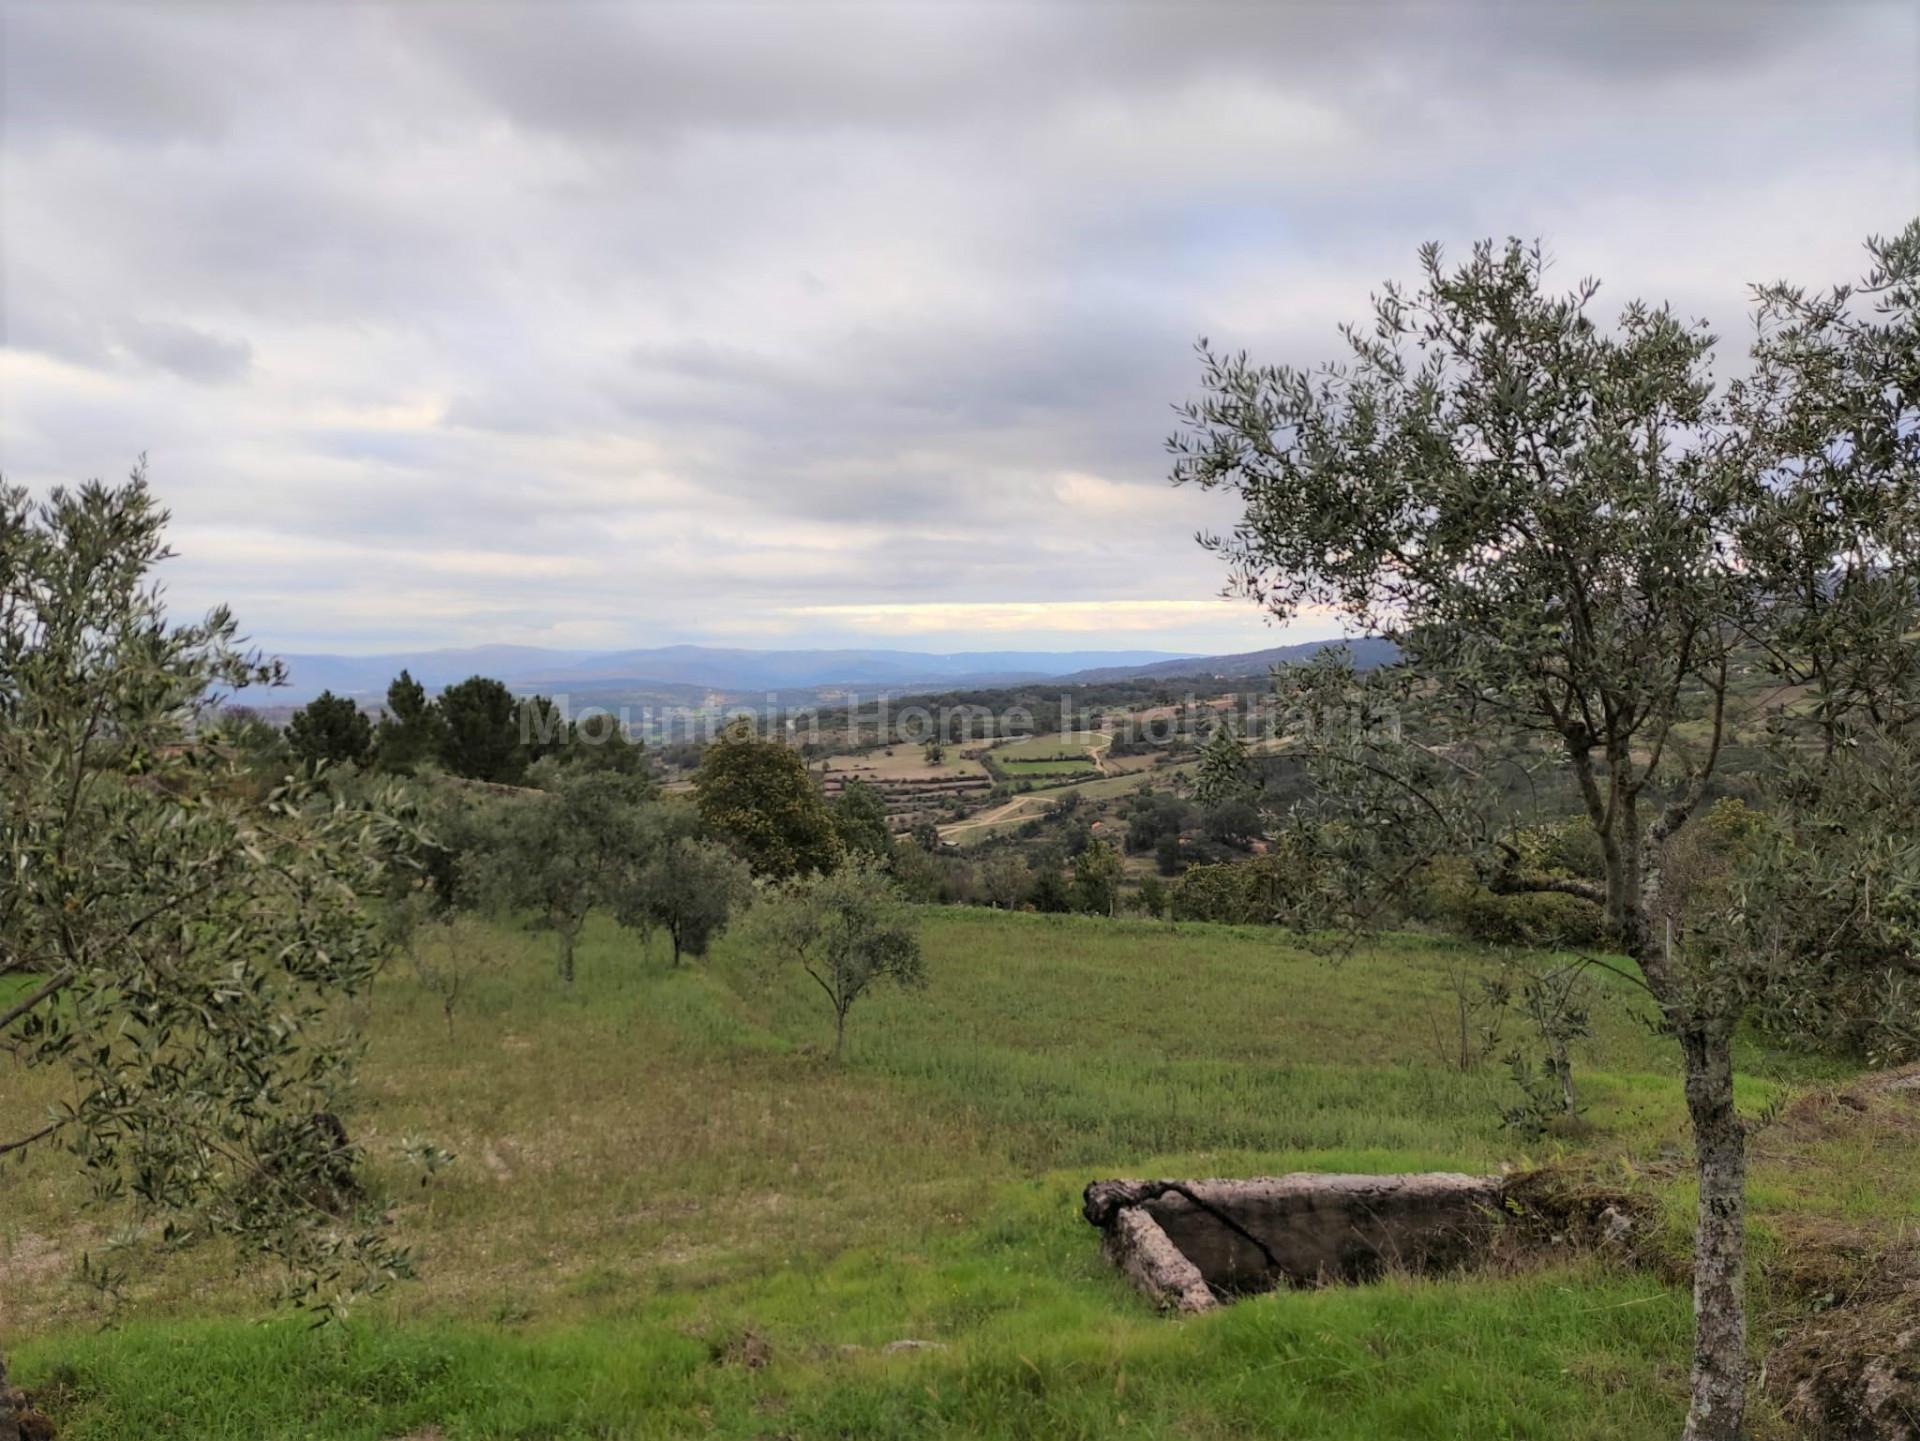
[{"x1": 3, "y1": 2, "x2": 1916, "y2": 657}]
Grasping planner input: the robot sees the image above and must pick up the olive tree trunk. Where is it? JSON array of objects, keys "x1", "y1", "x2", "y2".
[
  {"x1": 1680, "y1": 1025, "x2": 1747, "y2": 1441},
  {"x1": 1623, "y1": 845, "x2": 1749, "y2": 1441}
]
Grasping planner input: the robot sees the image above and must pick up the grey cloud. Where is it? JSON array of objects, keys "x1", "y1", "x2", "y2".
[
  {"x1": 393, "y1": 2, "x2": 1845, "y2": 143},
  {"x1": 1, "y1": 273, "x2": 111, "y2": 369},
  {"x1": 1, "y1": 0, "x2": 1912, "y2": 653},
  {"x1": 118, "y1": 319, "x2": 252, "y2": 384},
  {"x1": 2, "y1": 2, "x2": 238, "y2": 145},
  {"x1": 0, "y1": 274, "x2": 253, "y2": 384}
]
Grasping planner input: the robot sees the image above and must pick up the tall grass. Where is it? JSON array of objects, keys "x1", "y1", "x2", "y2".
[{"x1": 0, "y1": 907, "x2": 1877, "y2": 1438}]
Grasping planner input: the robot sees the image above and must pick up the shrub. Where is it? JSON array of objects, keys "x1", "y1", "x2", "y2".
[
  {"x1": 1460, "y1": 889, "x2": 1611, "y2": 950},
  {"x1": 1169, "y1": 845, "x2": 1319, "y2": 925},
  {"x1": 1411, "y1": 853, "x2": 1609, "y2": 949}
]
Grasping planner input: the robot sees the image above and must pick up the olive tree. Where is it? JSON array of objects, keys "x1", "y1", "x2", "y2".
[
  {"x1": 0, "y1": 471, "x2": 410, "y2": 1434},
  {"x1": 978, "y1": 850, "x2": 1030, "y2": 910},
  {"x1": 403, "y1": 912, "x2": 508, "y2": 1039},
  {"x1": 461, "y1": 771, "x2": 652, "y2": 984},
  {"x1": 1169, "y1": 226, "x2": 1919, "y2": 1441},
  {"x1": 752, "y1": 857, "x2": 923, "y2": 1060},
  {"x1": 613, "y1": 803, "x2": 753, "y2": 966}
]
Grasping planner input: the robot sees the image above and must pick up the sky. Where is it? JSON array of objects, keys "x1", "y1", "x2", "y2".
[{"x1": 3, "y1": 2, "x2": 1917, "y2": 658}]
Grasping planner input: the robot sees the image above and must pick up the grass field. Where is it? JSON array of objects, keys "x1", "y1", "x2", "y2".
[
  {"x1": 3, "y1": 908, "x2": 1901, "y2": 1438},
  {"x1": 818, "y1": 747, "x2": 991, "y2": 783},
  {"x1": 989, "y1": 733, "x2": 1102, "y2": 762},
  {"x1": 996, "y1": 758, "x2": 1097, "y2": 778},
  {"x1": 940, "y1": 762, "x2": 1198, "y2": 843}
]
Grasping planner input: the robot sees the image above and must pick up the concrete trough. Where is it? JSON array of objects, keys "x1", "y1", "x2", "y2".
[{"x1": 1083, "y1": 1173, "x2": 1508, "y2": 1313}]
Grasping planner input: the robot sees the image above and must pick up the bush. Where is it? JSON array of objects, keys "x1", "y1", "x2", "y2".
[
  {"x1": 1459, "y1": 890, "x2": 1610, "y2": 949},
  {"x1": 1169, "y1": 845, "x2": 1319, "y2": 925},
  {"x1": 1029, "y1": 865, "x2": 1071, "y2": 913},
  {"x1": 1410, "y1": 853, "x2": 1609, "y2": 949}
]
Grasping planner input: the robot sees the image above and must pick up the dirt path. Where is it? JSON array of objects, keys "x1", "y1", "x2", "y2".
[
  {"x1": 1088, "y1": 731, "x2": 1113, "y2": 776},
  {"x1": 937, "y1": 793, "x2": 1049, "y2": 840}
]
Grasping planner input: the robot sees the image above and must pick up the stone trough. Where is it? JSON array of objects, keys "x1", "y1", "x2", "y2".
[{"x1": 1083, "y1": 1173, "x2": 1508, "y2": 1313}]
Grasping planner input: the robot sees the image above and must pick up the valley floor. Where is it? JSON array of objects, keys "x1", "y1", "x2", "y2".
[{"x1": 3, "y1": 909, "x2": 1908, "y2": 1438}]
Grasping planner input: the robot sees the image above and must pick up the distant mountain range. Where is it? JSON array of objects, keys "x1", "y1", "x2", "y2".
[
  {"x1": 270, "y1": 644, "x2": 1195, "y2": 705},
  {"x1": 263, "y1": 639, "x2": 1398, "y2": 707},
  {"x1": 1051, "y1": 637, "x2": 1400, "y2": 684}
]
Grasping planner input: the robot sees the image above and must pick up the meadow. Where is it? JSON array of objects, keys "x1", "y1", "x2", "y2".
[
  {"x1": 3, "y1": 908, "x2": 1903, "y2": 1439},
  {"x1": 817, "y1": 747, "x2": 992, "y2": 783},
  {"x1": 994, "y1": 757, "x2": 1097, "y2": 779},
  {"x1": 986, "y1": 734, "x2": 1103, "y2": 762}
]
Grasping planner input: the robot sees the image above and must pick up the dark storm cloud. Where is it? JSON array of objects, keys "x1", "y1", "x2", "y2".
[{"x1": 1, "y1": 1, "x2": 1914, "y2": 652}]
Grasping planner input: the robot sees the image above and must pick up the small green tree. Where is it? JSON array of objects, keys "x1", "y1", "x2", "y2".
[
  {"x1": 694, "y1": 719, "x2": 841, "y2": 879},
  {"x1": 1194, "y1": 720, "x2": 1253, "y2": 809},
  {"x1": 978, "y1": 850, "x2": 1030, "y2": 909},
  {"x1": 830, "y1": 778, "x2": 895, "y2": 862},
  {"x1": 564, "y1": 710, "x2": 647, "y2": 775},
  {"x1": 1201, "y1": 798, "x2": 1262, "y2": 850},
  {"x1": 1134, "y1": 873, "x2": 1170, "y2": 919},
  {"x1": 437, "y1": 675, "x2": 523, "y2": 783},
  {"x1": 753, "y1": 857, "x2": 924, "y2": 1059},
  {"x1": 462, "y1": 771, "x2": 651, "y2": 983},
  {"x1": 286, "y1": 689, "x2": 373, "y2": 768},
  {"x1": 889, "y1": 835, "x2": 955, "y2": 902},
  {"x1": 211, "y1": 703, "x2": 289, "y2": 772},
  {"x1": 518, "y1": 694, "x2": 572, "y2": 768},
  {"x1": 373, "y1": 669, "x2": 444, "y2": 774},
  {"x1": 1071, "y1": 837, "x2": 1123, "y2": 916},
  {"x1": 404, "y1": 913, "x2": 508, "y2": 1039},
  {"x1": 1028, "y1": 861, "x2": 1071, "y2": 913},
  {"x1": 614, "y1": 804, "x2": 753, "y2": 965},
  {"x1": 922, "y1": 737, "x2": 945, "y2": 767},
  {"x1": 0, "y1": 472, "x2": 411, "y2": 1425}
]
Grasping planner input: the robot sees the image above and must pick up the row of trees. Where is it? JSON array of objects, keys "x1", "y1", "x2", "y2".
[
  {"x1": 392, "y1": 719, "x2": 928, "y2": 1057},
  {"x1": 446, "y1": 774, "x2": 749, "y2": 982},
  {"x1": 285, "y1": 673, "x2": 644, "y2": 783}
]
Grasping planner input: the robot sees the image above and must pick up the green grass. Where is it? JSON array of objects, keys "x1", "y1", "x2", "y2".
[
  {"x1": 996, "y1": 758, "x2": 1097, "y2": 778},
  {"x1": 17, "y1": 1263, "x2": 1691, "y2": 1440},
  {"x1": 1, "y1": 908, "x2": 1896, "y2": 1438},
  {"x1": 991, "y1": 734, "x2": 1101, "y2": 762}
]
